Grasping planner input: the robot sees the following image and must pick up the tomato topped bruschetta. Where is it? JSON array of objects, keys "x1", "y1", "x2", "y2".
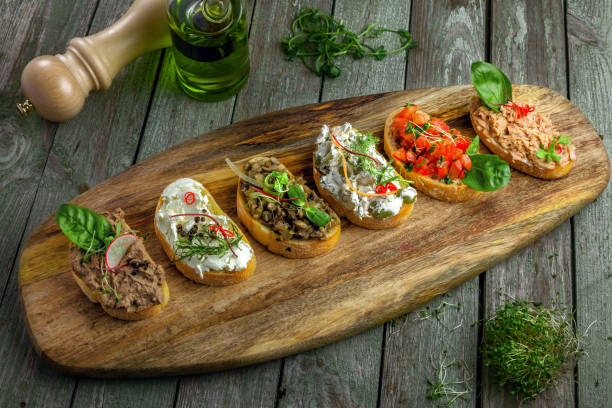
[{"x1": 384, "y1": 104, "x2": 511, "y2": 202}]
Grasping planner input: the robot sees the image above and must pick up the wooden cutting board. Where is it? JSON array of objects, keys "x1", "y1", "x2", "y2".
[{"x1": 18, "y1": 85, "x2": 610, "y2": 378}]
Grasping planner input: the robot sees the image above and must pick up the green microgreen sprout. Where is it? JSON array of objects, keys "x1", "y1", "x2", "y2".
[
  {"x1": 426, "y1": 352, "x2": 473, "y2": 407},
  {"x1": 536, "y1": 135, "x2": 571, "y2": 162},
  {"x1": 281, "y1": 8, "x2": 417, "y2": 78},
  {"x1": 173, "y1": 223, "x2": 243, "y2": 261},
  {"x1": 478, "y1": 297, "x2": 589, "y2": 402}
]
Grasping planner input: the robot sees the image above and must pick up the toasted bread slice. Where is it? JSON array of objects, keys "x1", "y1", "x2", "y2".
[
  {"x1": 69, "y1": 214, "x2": 169, "y2": 321},
  {"x1": 383, "y1": 107, "x2": 482, "y2": 202},
  {"x1": 469, "y1": 96, "x2": 574, "y2": 179},
  {"x1": 313, "y1": 162, "x2": 414, "y2": 229},
  {"x1": 155, "y1": 179, "x2": 256, "y2": 286},
  {"x1": 236, "y1": 157, "x2": 341, "y2": 258}
]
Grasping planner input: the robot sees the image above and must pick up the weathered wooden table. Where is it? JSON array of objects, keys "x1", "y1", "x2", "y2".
[{"x1": 1, "y1": 1, "x2": 610, "y2": 407}]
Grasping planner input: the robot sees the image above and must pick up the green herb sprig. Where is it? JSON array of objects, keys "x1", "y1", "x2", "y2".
[
  {"x1": 174, "y1": 224, "x2": 243, "y2": 261},
  {"x1": 471, "y1": 61, "x2": 513, "y2": 112},
  {"x1": 536, "y1": 135, "x2": 571, "y2": 162},
  {"x1": 479, "y1": 299, "x2": 585, "y2": 402},
  {"x1": 281, "y1": 8, "x2": 417, "y2": 78}
]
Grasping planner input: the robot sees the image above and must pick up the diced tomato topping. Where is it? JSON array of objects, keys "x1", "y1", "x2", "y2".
[
  {"x1": 415, "y1": 136, "x2": 430, "y2": 152},
  {"x1": 430, "y1": 118, "x2": 450, "y2": 133},
  {"x1": 461, "y1": 154, "x2": 471, "y2": 170},
  {"x1": 452, "y1": 147, "x2": 463, "y2": 160},
  {"x1": 396, "y1": 105, "x2": 418, "y2": 120},
  {"x1": 405, "y1": 150, "x2": 417, "y2": 163},
  {"x1": 454, "y1": 136, "x2": 471, "y2": 152},
  {"x1": 437, "y1": 166, "x2": 448, "y2": 179},
  {"x1": 392, "y1": 148, "x2": 408, "y2": 163},
  {"x1": 413, "y1": 110, "x2": 431, "y2": 126}
]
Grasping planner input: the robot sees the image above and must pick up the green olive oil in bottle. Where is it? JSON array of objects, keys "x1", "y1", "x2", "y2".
[{"x1": 166, "y1": 0, "x2": 249, "y2": 101}]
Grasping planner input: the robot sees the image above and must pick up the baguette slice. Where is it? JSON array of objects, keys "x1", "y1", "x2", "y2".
[
  {"x1": 70, "y1": 214, "x2": 169, "y2": 321},
  {"x1": 236, "y1": 158, "x2": 341, "y2": 258},
  {"x1": 313, "y1": 159, "x2": 414, "y2": 229},
  {"x1": 469, "y1": 96, "x2": 574, "y2": 179},
  {"x1": 383, "y1": 107, "x2": 482, "y2": 202},
  {"x1": 155, "y1": 179, "x2": 256, "y2": 286}
]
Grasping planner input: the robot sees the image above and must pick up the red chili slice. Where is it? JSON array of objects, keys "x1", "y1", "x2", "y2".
[
  {"x1": 375, "y1": 184, "x2": 387, "y2": 194},
  {"x1": 385, "y1": 182, "x2": 397, "y2": 192},
  {"x1": 184, "y1": 192, "x2": 196, "y2": 205}
]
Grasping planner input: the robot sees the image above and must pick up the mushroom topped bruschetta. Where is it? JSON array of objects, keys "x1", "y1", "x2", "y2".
[
  {"x1": 384, "y1": 104, "x2": 511, "y2": 202},
  {"x1": 314, "y1": 123, "x2": 417, "y2": 229},
  {"x1": 228, "y1": 156, "x2": 340, "y2": 258},
  {"x1": 469, "y1": 61, "x2": 576, "y2": 179},
  {"x1": 155, "y1": 178, "x2": 256, "y2": 286}
]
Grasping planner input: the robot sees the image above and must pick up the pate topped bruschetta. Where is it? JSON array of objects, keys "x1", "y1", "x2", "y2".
[
  {"x1": 229, "y1": 156, "x2": 340, "y2": 258},
  {"x1": 384, "y1": 104, "x2": 511, "y2": 202},
  {"x1": 155, "y1": 178, "x2": 256, "y2": 286},
  {"x1": 469, "y1": 61, "x2": 576, "y2": 179},
  {"x1": 314, "y1": 123, "x2": 417, "y2": 229},
  {"x1": 56, "y1": 204, "x2": 169, "y2": 320}
]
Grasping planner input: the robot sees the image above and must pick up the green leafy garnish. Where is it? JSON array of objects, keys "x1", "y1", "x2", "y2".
[
  {"x1": 471, "y1": 61, "x2": 513, "y2": 112},
  {"x1": 462, "y1": 154, "x2": 511, "y2": 192},
  {"x1": 479, "y1": 299, "x2": 585, "y2": 402},
  {"x1": 56, "y1": 204, "x2": 115, "y2": 260},
  {"x1": 174, "y1": 224, "x2": 243, "y2": 261},
  {"x1": 304, "y1": 206, "x2": 331, "y2": 227},
  {"x1": 287, "y1": 184, "x2": 306, "y2": 207},
  {"x1": 264, "y1": 171, "x2": 289, "y2": 193},
  {"x1": 465, "y1": 135, "x2": 480, "y2": 155},
  {"x1": 281, "y1": 8, "x2": 417, "y2": 78},
  {"x1": 536, "y1": 135, "x2": 571, "y2": 162}
]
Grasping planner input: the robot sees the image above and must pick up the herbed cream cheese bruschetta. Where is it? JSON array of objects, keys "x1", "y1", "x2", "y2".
[
  {"x1": 231, "y1": 156, "x2": 341, "y2": 258},
  {"x1": 469, "y1": 61, "x2": 576, "y2": 179},
  {"x1": 56, "y1": 204, "x2": 169, "y2": 321},
  {"x1": 314, "y1": 123, "x2": 417, "y2": 229},
  {"x1": 155, "y1": 178, "x2": 256, "y2": 286}
]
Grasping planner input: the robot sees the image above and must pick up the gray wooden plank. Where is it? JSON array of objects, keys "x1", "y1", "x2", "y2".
[
  {"x1": 0, "y1": 0, "x2": 100, "y2": 306},
  {"x1": 71, "y1": 379, "x2": 176, "y2": 408},
  {"x1": 483, "y1": 1, "x2": 575, "y2": 407},
  {"x1": 173, "y1": 1, "x2": 328, "y2": 406},
  {"x1": 0, "y1": 1, "x2": 110, "y2": 407},
  {"x1": 277, "y1": 1, "x2": 411, "y2": 407},
  {"x1": 566, "y1": 2, "x2": 612, "y2": 407},
  {"x1": 380, "y1": 1, "x2": 486, "y2": 406},
  {"x1": 0, "y1": 1, "x2": 176, "y2": 407}
]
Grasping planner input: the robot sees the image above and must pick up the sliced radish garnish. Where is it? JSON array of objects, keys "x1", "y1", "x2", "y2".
[{"x1": 105, "y1": 233, "x2": 137, "y2": 270}]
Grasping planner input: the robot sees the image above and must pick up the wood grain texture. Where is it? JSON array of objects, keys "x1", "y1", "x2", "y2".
[
  {"x1": 484, "y1": 1, "x2": 575, "y2": 406},
  {"x1": 0, "y1": 1, "x2": 105, "y2": 407},
  {"x1": 567, "y1": 1, "x2": 612, "y2": 407},
  {"x1": 278, "y1": 1, "x2": 409, "y2": 407},
  {"x1": 380, "y1": 1, "x2": 485, "y2": 406},
  {"x1": 16, "y1": 85, "x2": 609, "y2": 379}
]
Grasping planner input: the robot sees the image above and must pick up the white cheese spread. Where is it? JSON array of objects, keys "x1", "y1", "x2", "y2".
[
  {"x1": 315, "y1": 123, "x2": 417, "y2": 219},
  {"x1": 155, "y1": 178, "x2": 253, "y2": 277}
]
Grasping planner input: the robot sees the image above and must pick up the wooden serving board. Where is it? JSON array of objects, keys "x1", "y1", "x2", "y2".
[{"x1": 19, "y1": 85, "x2": 609, "y2": 378}]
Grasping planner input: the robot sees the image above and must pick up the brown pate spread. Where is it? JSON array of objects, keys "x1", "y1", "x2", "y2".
[
  {"x1": 69, "y1": 209, "x2": 166, "y2": 311},
  {"x1": 470, "y1": 96, "x2": 576, "y2": 169}
]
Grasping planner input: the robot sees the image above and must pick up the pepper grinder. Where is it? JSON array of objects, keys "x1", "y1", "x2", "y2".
[{"x1": 17, "y1": 0, "x2": 171, "y2": 122}]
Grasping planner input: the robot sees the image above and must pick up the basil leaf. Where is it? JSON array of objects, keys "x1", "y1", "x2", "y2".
[
  {"x1": 56, "y1": 204, "x2": 114, "y2": 251},
  {"x1": 305, "y1": 206, "x2": 331, "y2": 227},
  {"x1": 288, "y1": 184, "x2": 306, "y2": 207},
  {"x1": 466, "y1": 135, "x2": 480, "y2": 155},
  {"x1": 551, "y1": 152, "x2": 562, "y2": 162},
  {"x1": 463, "y1": 154, "x2": 511, "y2": 192},
  {"x1": 471, "y1": 61, "x2": 512, "y2": 112},
  {"x1": 536, "y1": 149, "x2": 547, "y2": 159},
  {"x1": 557, "y1": 135, "x2": 571, "y2": 145}
]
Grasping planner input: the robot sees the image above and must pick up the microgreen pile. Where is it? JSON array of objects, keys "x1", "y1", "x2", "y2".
[
  {"x1": 281, "y1": 8, "x2": 416, "y2": 78},
  {"x1": 480, "y1": 299, "x2": 584, "y2": 402}
]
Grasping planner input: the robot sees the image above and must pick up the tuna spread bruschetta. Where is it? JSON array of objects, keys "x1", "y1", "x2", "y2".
[
  {"x1": 384, "y1": 104, "x2": 511, "y2": 202},
  {"x1": 469, "y1": 61, "x2": 576, "y2": 179},
  {"x1": 229, "y1": 156, "x2": 341, "y2": 258},
  {"x1": 314, "y1": 123, "x2": 417, "y2": 229},
  {"x1": 56, "y1": 204, "x2": 169, "y2": 320},
  {"x1": 155, "y1": 178, "x2": 256, "y2": 286}
]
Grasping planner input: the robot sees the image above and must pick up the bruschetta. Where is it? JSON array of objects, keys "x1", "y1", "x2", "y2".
[
  {"x1": 56, "y1": 205, "x2": 169, "y2": 320},
  {"x1": 469, "y1": 97, "x2": 575, "y2": 179},
  {"x1": 230, "y1": 156, "x2": 340, "y2": 258},
  {"x1": 154, "y1": 178, "x2": 256, "y2": 286},
  {"x1": 384, "y1": 104, "x2": 511, "y2": 201},
  {"x1": 469, "y1": 61, "x2": 575, "y2": 179},
  {"x1": 313, "y1": 123, "x2": 417, "y2": 229}
]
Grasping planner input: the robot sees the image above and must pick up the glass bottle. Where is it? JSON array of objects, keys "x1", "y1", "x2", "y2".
[{"x1": 166, "y1": 0, "x2": 249, "y2": 101}]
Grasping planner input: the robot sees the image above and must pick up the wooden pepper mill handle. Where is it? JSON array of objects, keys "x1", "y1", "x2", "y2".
[{"x1": 18, "y1": 0, "x2": 171, "y2": 122}]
